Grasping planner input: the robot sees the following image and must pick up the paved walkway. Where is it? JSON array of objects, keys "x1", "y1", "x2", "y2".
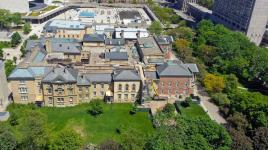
[{"x1": 196, "y1": 83, "x2": 227, "y2": 124}]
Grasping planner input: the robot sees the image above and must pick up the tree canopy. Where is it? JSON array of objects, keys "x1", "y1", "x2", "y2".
[
  {"x1": 50, "y1": 129, "x2": 83, "y2": 150},
  {"x1": 148, "y1": 21, "x2": 163, "y2": 36}
]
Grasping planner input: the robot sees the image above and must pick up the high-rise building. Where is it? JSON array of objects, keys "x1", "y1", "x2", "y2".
[
  {"x1": 212, "y1": 0, "x2": 268, "y2": 45},
  {"x1": 177, "y1": 0, "x2": 197, "y2": 12},
  {"x1": 0, "y1": 0, "x2": 29, "y2": 13}
]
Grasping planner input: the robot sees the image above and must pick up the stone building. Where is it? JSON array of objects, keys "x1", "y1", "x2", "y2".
[{"x1": 113, "y1": 69, "x2": 141, "y2": 103}]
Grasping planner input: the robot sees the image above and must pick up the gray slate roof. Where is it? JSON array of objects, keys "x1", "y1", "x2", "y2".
[
  {"x1": 42, "y1": 67, "x2": 78, "y2": 83},
  {"x1": 83, "y1": 34, "x2": 105, "y2": 42},
  {"x1": 156, "y1": 62, "x2": 193, "y2": 77},
  {"x1": 51, "y1": 42, "x2": 81, "y2": 54},
  {"x1": 113, "y1": 69, "x2": 140, "y2": 81},
  {"x1": 8, "y1": 67, "x2": 52, "y2": 80},
  {"x1": 25, "y1": 39, "x2": 44, "y2": 51},
  {"x1": 184, "y1": 64, "x2": 199, "y2": 73},
  {"x1": 144, "y1": 71, "x2": 157, "y2": 79},
  {"x1": 105, "y1": 39, "x2": 125, "y2": 46},
  {"x1": 77, "y1": 73, "x2": 112, "y2": 85},
  {"x1": 155, "y1": 36, "x2": 174, "y2": 45},
  {"x1": 105, "y1": 52, "x2": 128, "y2": 60}
]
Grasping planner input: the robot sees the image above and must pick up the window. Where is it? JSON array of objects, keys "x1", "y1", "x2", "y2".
[
  {"x1": 176, "y1": 82, "x2": 179, "y2": 87},
  {"x1": 118, "y1": 84, "x2": 122, "y2": 91},
  {"x1": 48, "y1": 97, "x2": 53, "y2": 104},
  {"x1": 101, "y1": 84, "x2": 104, "y2": 88},
  {"x1": 132, "y1": 84, "x2": 136, "y2": 91},
  {"x1": 93, "y1": 91, "x2": 97, "y2": 96},
  {"x1": 124, "y1": 94, "x2": 128, "y2": 100},
  {"x1": 93, "y1": 84, "x2": 96, "y2": 88},
  {"x1": 68, "y1": 88, "x2": 74, "y2": 95},
  {"x1": 19, "y1": 87, "x2": 28, "y2": 94},
  {"x1": 57, "y1": 98, "x2": 64, "y2": 105},
  {"x1": 125, "y1": 84, "x2": 129, "y2": 91},
  {"x1": 168, "y1": 81, "x2": 172, "y2": 87},
  {"x1": 47, "y1": 85, "x2": 52, "y2": 94},
  {"x1": 79, "y1": 87, "x2": 82, "y2": 92},
  {"x1": 118, "y1": 94, "x2": 121, "y2": 99},
  {"x1": 86, "y1": 87, "x2": 89, "y2": 93},
  {"x1": 56, "y1": 88, "x2": 64, "y2": 95},
  {"x1": 101, "y1": 91, "x2": 104, "y2": 96},
  {"x1": 37, "y1": 82, "x2": 41, "y2": 87},
  {"x1": 131, "y1": 94, "x2": 135, "y2": 101},
  {"x1": 79, "y1": 94, "x2": 82, "y2": 98},
  {"x1": 86, "y1": 94, "x2": 89, "y2": 98},
  {"x1": 19, "y1": 80, "x2": 26, "y2": 85},
  {"x1": 21, "y1": 96, "x2": 28, "y2": 101},
  {"x1": 161, "y1": 82, "x2": 164, "y2": 87},
  {"x1": 168, "y1": 89, "x2": 172, "y2": 95},
  {"x1": 69, "y1": 97, "x2": 73, "y2": 104},
  {"x1": 161, "y1": 89, "x2": 164, "y2": 94}
]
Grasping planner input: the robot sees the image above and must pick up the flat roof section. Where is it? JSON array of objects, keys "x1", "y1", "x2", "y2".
[{"x1": 119, "y1": 10, "x2": 141, "y2": 20}]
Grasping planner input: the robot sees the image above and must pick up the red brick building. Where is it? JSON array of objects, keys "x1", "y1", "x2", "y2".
[{"x1": 156, "y1": 62, "x2": 198, "y2": 98}]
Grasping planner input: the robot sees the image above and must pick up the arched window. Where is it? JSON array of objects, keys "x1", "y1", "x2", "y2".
[
  {"x1": 132, "y1": 84, "x2": 136, "y2": 91},
  {"x1": 118, "y1": 84, "x2": 122, "y2": 91},
  {"x1": 125, "y1": 84, "x2": 129, "y2": 91}
]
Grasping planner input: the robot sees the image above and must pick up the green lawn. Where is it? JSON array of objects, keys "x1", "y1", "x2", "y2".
[
  {"x1": 29, "y1": 6, "x2": 58, "y2": 16},
  {"x1": 178, "y1": 103, "x2": 209, "y2": 118},
  {"x1": 9, "y1": 103, "x2": 154, "y2": 144}
]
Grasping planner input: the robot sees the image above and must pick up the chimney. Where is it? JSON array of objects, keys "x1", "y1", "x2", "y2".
[{"x1": 45, "y1": 39, "x2": 52, "y2": 54}]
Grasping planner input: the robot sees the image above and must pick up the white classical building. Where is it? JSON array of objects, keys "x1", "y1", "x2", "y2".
[{"x1": 0, "y1": 0, "x2": 30, "y2": 13}]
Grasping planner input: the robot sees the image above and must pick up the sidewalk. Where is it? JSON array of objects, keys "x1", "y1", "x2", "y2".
[{"x1": 196, "y1": 83, "x2": 227, "y2": 124}]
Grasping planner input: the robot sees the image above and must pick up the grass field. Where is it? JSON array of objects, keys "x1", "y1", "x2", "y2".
[
  {"x1": 8, "y1": 103, "x2": 154, "y2": 144},
  {"x1": 178, "y1": 103, "x2": 209, "y2": 118}
]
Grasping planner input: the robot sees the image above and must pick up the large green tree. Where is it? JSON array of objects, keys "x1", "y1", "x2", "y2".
[
  {"x1": 253, "y1": 127, "x2": 268, "y2": 150},
  {"x1": 23, "y1": 23, "x2": 32, "y2": 34},
  {"x1": 0, "y1": 123, "x2": 17, "y2": 150},
  {"x1": 50, "y1": 129, "x2": 83, "y2": 150},
  {"x1": 5, "y1": 59, "x2": 16, "y2": 77},
  {"x1": 148, "y1": 21, "x2": 163, "y2": 36},
  {"x1": 20, "y1": 111, "x2": 49, "y2": 150},
  {"x1": 11, "y1": 32, "x2": 21, "y2": 47}
]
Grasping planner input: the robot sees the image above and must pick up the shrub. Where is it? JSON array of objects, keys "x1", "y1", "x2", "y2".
[
  {"x1": 87, "y1": 100, "x2": 103, "y2": 117},
  {"x1": 23, "y1": 23, "x2": 32, "y2": 34},
  {"x1": 211, "y1": 93, "x2": 230, "y2": 106},
  {"x1": 11, "y1": 32, "x2": 21, "y2": 47},
  {"x1": 130, "y1": 104, "x2": 138, "y2": 115},
  {"x1": 162, "y1": 103, "x2": 175, "y2": 117},
  {"x1": 181, "y1": 97, "x2": 191, "y2": 107},
  {"x1": 9, "y1": 112, "x2": 19, "y2": 126}
]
